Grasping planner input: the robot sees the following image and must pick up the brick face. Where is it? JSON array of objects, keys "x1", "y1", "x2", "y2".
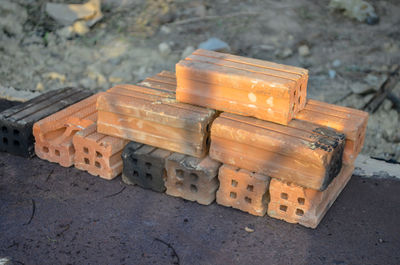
[
  {"x1": 268, "y1": 164, "x2": 354, "y2": 228},
  {"x1": 176, "y1": 49, "x2": 308, "y2": 125},
  {"x1": 210, "y1": 112, "x2": 345, "y2": 190},
  {"x1": 33, "y1": 94, "x2": 98, "y2": 167},
  {"x1": 73, "y1": 124, "x2": 128, "y2": 180},
  {"x1": 165, "y1": 153, "x2": 221, "y2": 205},
  {"x1": 216, "y1": 164, "x2": 270, "y2": 216},
  {"x1": 0, "y1": 87, "x2": 92, "y2": 157}
]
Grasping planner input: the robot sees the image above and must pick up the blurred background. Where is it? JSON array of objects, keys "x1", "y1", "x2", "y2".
[{"x1": 0, "y1": 0, "x2": 399, "y2": 161}]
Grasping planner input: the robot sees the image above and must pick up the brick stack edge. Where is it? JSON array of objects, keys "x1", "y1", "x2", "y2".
[{"x1": 0, "y1": 49, "x2": 369, "y2": 229}]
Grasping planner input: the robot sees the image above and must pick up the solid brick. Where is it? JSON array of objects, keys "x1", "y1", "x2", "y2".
[
  {"x1": 165, "y1": 153, "x2": 221, "y2": 205},
  {"x1": 295, "y1": 99, "x2": 369, "y2": 164},
  {"x1": 121, "y1": 142, "x2": 172, "y2": 192},
  {"x1": 0, "y1": 87, "x2": 92, "y2": 157},
  {"x1": 73, "y1": 123, "x2": 129, "y2": 180},
  {"x1": 216, "y1": 164, "x2": 270, "y2": 216},
  {"x1": 33, "y1": 94, "x2": 99, "y2": 167},
  {"x1": 176, "y1": 49, "x2": 308, "y2": 125},
  {"x1": 210, "y1": 113, "x2": 345, "y2": 191},
  {"x1": 97, "y1": 79, "x2": 216, "y2": 158},
  {"x1": 267, "y1": 164, "x2": 354, "y2": 228}
]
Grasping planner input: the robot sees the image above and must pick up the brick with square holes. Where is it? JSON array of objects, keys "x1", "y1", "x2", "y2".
[
  {"x1": 73, "y1": 123, "x2": 129, "y2": 180},
  {"x1": 165, "y1": 153, "x2": 221, "y2": 205},
  {"x1": 267, "y1": 164, "x2": 354, "y2": 228},
  {"x1": 210, "y1": 112, "x2": 345, "y2": 191},
  {"x1": 176, "y1": 49, "x2": 308, "y2": 125},
  {"x1": 216, "y1": 164, "x2": 270, "y2": 216},
  {"x1": 0, "y1": 87, "x2": 92, "y2": 157},
  {"x1": 295, "y1": 99, "x2": 368, "y2": 164},
  {"x1": 121, "y1": 142, "x2": 172, "y2": 192},
  {"x1": 33, "y1": 94, "x2": 99, "y2": 167},
  {"x1": 97, "y1": 71, "x2": 216, "y2": 158}
]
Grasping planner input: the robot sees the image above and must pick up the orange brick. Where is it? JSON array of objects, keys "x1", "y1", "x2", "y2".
[
  {"x1": 165, "y1": 153, "x2": 221, "y2": 205},
  {"x1": 295, "y1": 99, "x2": 368, "y2": 164},
  {"x1": 210, "y1": 113, "x2": 345, "y2": 191},
  {"x1": 216, "y1": 164, "x2": 270, "y2": 216},
  {"x1": 73, "y1": 124, "x2": 129, "y2": 180},
  {"x1": 96, "y1": 75, "x2": 216, "y2": 158},
  {"x1": 267, "y1": 164, "x2": 354, "y2": 228},
  {"x1": 138, "y1": 70, "x2": 177, "y2": 93},
  {"x1": 33, "y1": 94, "x2": 98, "y2": 167},
  {"x1": 176, "y1": 49, "x2": 308, "y2": 125}
]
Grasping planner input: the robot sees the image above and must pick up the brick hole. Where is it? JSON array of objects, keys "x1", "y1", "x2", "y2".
[
  {"x1": 247, "y1": 185, "x2": 254, "y2": 192},
  {"x1": 231, "y1": 179, "x2": 238, "y2": 187},
  {"x1": 13, "y1": 129, "x2": 19, "y2": 136},
  {"x1": 244, "y1": 196, "x2": 252, "y2": 204},
  {"x1": 13, "y1": 140, "x2": 20, "y2": 147},
  {"x1": 84, "y1": 158, "x2": 90, "y2": 165},
  {"x1": 190, "y1": 173, "x2": 198, "y2": 182},
  {"x1": 298, "y1": 95, "x2": 301, "y2": 105},
  {"x1": 176, "y1": 169, "x2": 184, "y2": 180},
  {"x1": 55, "y1": 149, "x2": 60, "y2": 156},
  {"x1": 2, "y1": 137, "x2": 8, "y2": 145},
  {"x1": 298, "y1": 197, "x2": 305, "y2": 205},
  {"x1": 279, "y1": 205, "x2": 288, "y2": 212},
  {"x1": 145, "y1": 162, "x2": 152, "y2": 170},
  {"x1": 83, "y1": 147, "x2": 89, "y2": 154},
  {"x1": 133, "y1": 171, "x2": 139, "y2": 177},
  {"x1": 43, "y1": 146, "x2": 49, "y2": 153},
  {"x1": 230, "y1": 192, "x2": 237, "y2": 199},
  {"x1": 296, "y1": 209, "x2": 304, "y2": 216},
  {"x1": 95, "y1": 161, "x2": 101, "y2": 168},
  {"x1": 175, "y1": 182, "x2": 183, "y2": 190},
  {"x1": 132, "y1": 158, "x2": 138, "y2": 165},
  {"x1": 1, "y1": 126, "x2": 7, "y2": 133},
  {"x1": 96, "y1": 151, "x2": 102, "y2": 158},
  {"x1": 206, "y1": 135, "x2": 211, "y2": 145},
  {"x1": 146, "y1": 173, "x2": 152, "y2": 180},
  {"x1": 190, "y1": 184, "x2": 198, "y2": 193},
  {"x1": 280, "y1": 193, "x2": 288, "y2": 200}
]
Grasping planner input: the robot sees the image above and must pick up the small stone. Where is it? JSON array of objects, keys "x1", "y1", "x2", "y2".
[
  {"x1": 277, "y1": 48, "x2": 293, "y2": 59},
  {"x1": 298, "y1": 45, "x2": 310, "y2": 57},
  {"x1": 158, "y1": 42, "x2": 171, "y2": 56},
  {"x1": 36, "y1": 82, "x2": 45, "y2": 91},
  {"x1": 160, "y1": 25, "x2": 171, "y2": 34},
  {"x1": 73, "y1": 21, "x2": 90, "y2": 36},
  {"x1": 57, "y1": 26, "x2": 74, "y2": 39},
  {"x1": 245, "y1": 226, "x2": 254, "y2": 233},
  {"x1": 79, "y1": 77, "x2": 96, "y2": 89},
  {"x1": 198, "y1": 37, "x2": 230, "y2": 52},
  {"x1": 350, "y1": 82, "x2": 374, "y2": 94},
  {"x1": 43, "y1": 72, "x2": 66, "y2": 83},
  {"x1": 383, "y1": 42, "x2": 399, "y2": 53},
  {"x1": 181, "y1": 46, "x2": 195, "y2": 59},
  {"x1": 328, "y1": 69, "x2": 336, "y2": 79},
  {"x1": 332, "y1": 59, "x2": 341, "y2": 68}
]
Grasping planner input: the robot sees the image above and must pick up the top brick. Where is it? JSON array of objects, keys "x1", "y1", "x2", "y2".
[{"x1": 176, "y1": 49, "x2": 308, "y2": 125}]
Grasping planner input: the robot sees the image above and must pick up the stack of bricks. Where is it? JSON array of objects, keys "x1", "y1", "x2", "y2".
[{"x1": 0, "y1": 48, "x2": 368, "y2": 229}]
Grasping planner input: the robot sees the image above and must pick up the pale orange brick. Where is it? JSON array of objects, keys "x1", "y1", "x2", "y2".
[
  {"x1": 73, "y1": 123, "x2": 129, "y2": 180},
  {"x1": 33, "y1": 94, "x2": 99, "y2": 167},
  {"x1": 216, "y1": 164, "x2": 270, "y2": 216},
  {"x1": 267, "y1": 164, "x2": 354, "y2": 228}
]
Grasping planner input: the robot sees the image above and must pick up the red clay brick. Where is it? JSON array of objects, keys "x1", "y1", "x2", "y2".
[
  {"x1": 33, "y1": 94, "x2": 99, "y2": 167},
  {"x1": 267, "y1": 164, "x2": 354, "y2": 228},
  {"x1": 73, "y1": 124, "x2": 129, "y2": 180},
  {"x1": 165, "y1": 153, "x2": 221, "y2": 205},
  {"x1": 176, "y1": 49, "x2": 308, "y2": 125},
  {"x1": 216, "y1": 164, "x2": 270, "y2": 216},
  {"x1": 209, "y1": 113, "x2": 345, "y2": 191},
  {"x1": 295, "y1": 99, "x2": 368, "y2": 164},
  {"x1": 138, "y1": 70, "x2": 177, "y2": 93},
  {"x1": 96, "y1": 78, "x2": 216, "y2": 158}
]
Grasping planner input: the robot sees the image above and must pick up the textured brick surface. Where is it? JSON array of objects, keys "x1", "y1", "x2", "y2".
[
  {"x1": 295, "y1": 99, "x2": 368, "y2": 164},
  {"x1": 210, "y1": 113, "x2": 345, "y2": 191},
  {"x1": 165, "y1": 153, "x2": 221, "y2": 205},
  {"x1": 0, "y1": 88, "x2": 92, "y2": 157},
  {"x1": 121, "y1": 142, "x2": 172, "y2": 192},
  {"x1": 216, "y1": 164, "x2": 270, "y2": 216},
  {"x1": 97, "y1": 76, "x2": 216, "y2": 158},
  {"x1": 33, "y1": 94, "x2": 99, "y2": 167},
  {"x1": 176, "y1": 49, "x2": 308, "y2": 125},
  {"x1": 73, "y1": 124, "x2": 128, "y2": 180},
  {"x1": 138, "y1": 70, "x2": 177, "y2": 93},
  {"x1": 268, "y1": 164, "x2": 354, "y2": 228}
]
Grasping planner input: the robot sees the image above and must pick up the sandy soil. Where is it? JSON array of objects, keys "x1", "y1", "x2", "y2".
[{"x1": 1, "y1": 0, "x2": 400, "y2": 160}]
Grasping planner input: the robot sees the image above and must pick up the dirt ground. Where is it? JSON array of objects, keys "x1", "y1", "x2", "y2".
[{"x1": 0, "y1": 0, "x2": 400, "y2": 162}]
